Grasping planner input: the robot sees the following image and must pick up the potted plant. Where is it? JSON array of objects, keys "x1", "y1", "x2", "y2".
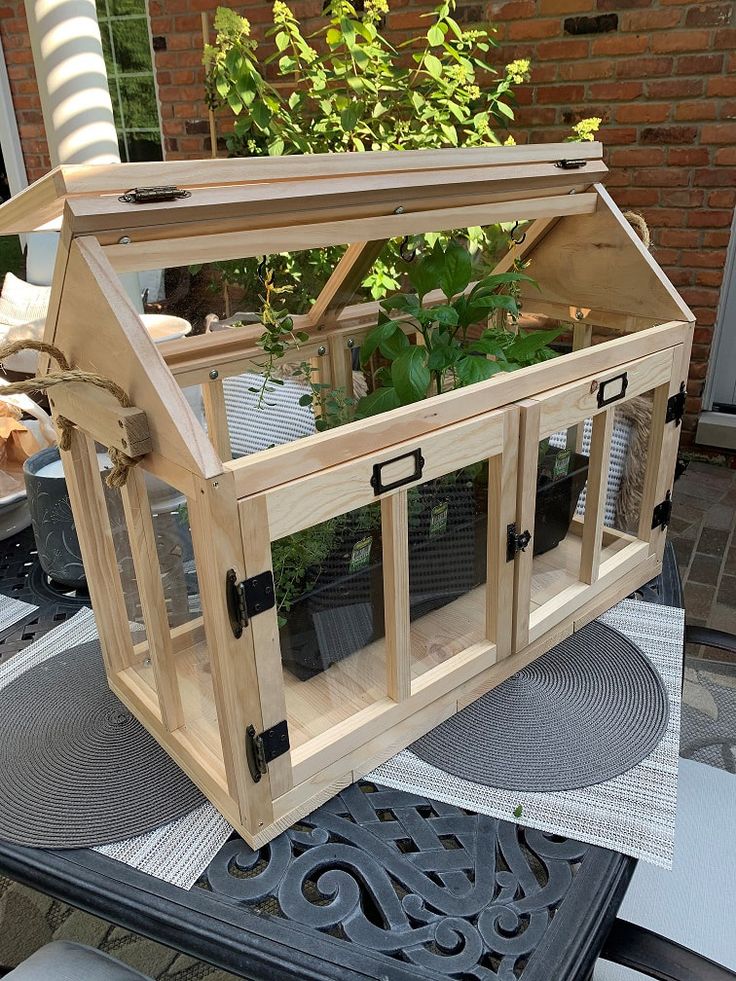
[{"x1": 258, "y1": 240, "x2": 588, "y2": 680}]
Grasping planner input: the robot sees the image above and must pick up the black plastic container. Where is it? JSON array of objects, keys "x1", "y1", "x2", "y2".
[
  {"x1": 534, "y1": 450, "x2": 590, "y2": 557},
  {"x1": 279, "y1": 470, "x2": 488, "y2": 681}
]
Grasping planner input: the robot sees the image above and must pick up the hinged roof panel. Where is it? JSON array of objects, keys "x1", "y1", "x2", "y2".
[{"x1": 0, "y1": 142, "x2": 605, "y2": 235}]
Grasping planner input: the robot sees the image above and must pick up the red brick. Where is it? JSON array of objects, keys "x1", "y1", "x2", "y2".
[
  {"x1": 708, "y1": 189, "x2": 736, "y2": 208},
  {"x1": 675, "y1": 101, "x2": 718, "y2": 121},
  {"x1": 616, "y1": 103, "x2": 671, "y2": 123},
  {"x1": 698, "y1": 167, "x2": 736, "y2": 185},
  {"x1": 696, "y1": 270, "x2": 725, "y2": 288},
  {"x1": 540, "y1": 0, "x2": 595, "y2": 12},
  {"x1": 706, "y1": 75, "x2": 736, "y2": 97},
  {"x1": 682, "y1": 287, "x2": 722, "y2": 306},
  {"x1": 660, "y1": 189, "x2": 705, "y2": 207},
  {"x1": 651, "y1": 29, "x2": 710, "y2": 52},
  {"x1": 667, "y1": 268, "x2": 694, "y2": 287},
  {"x1": 640, "y1": 125, "x2": 698, "y2": 144},
  {"x1": 647, "y1": 78, "x2": 703, "y2": 98},
  {"x1": 668, "y1": 147, "x2": 710, "y2": 165},
  {"x1": 591, "y1": 34, "x2": 648, "y2": 55},
  {"x1": 620, "y1": 7, "x2": 681, "y2": 29},
  {"x1": 715, "y1": 147, "x2": 736, "y2": 164},
  {"x1": 557, "y1": 59, "x2": 612, "y2": 79},
  {"x1": 598, "y1": 126, "x2": 638, "y2": 143},
  {"x1": 645, "y1": 205, "x2": 692, "y2": 225},
  {"x1": 685, "y1": 3, "x2": 733, "y2": 27},
  {"x1": 721, "y1": 101, "x2": 736, "y2": 120},
  {"x1": 701, "y1": 123, "x2": 736, "y2": 143},
  {"x1": 688, "y1": 210, "x2": 735, "y2": 227},
  {"x1": 693, "y1": 327, "x2": 714, "y2": 344},
  {"x1": 702, "y1": 234, "x2": 729, "y2": 250},
  {"x1": 632, "y1": 169, "x2": 690, "y2": 187},
  {"x1": 653, "y1": 248, "x2": 682, "y2": 265},
  {"x1": 588, "y1": 80, "x2": 643, "y2": 100},
  {"x1": 387, "y1": 10, "x2": 427, "y2": 29},
  {"x1": 714, "y1": 28, "x2": 736, "y2": 49},
  {"x1": 529, "y1": 64, "x2": 559, "y2": 83},
  {"x1": 659, "y1": 228, "x2": 702, "y2": 248},
  {"x1": 515, "y1": 106, "x2": 558, "y2": 125},
  {"x1": 609, "y1": 147, "x2": 665, "y2": 166},
  {"x1": 536, "y1": 38, "x2": 590, "y2": 58},
  {"x1": 492, "y1": 0, "x2": 537, "y2": 18},
  {"x1": 675, "y1": 53, "x2": 724, "y2": 74},
  {"x1": 536, "y1": 83, "x2": 586, "y2": 103},
  {"x1": 507, "y1": 18, "x2": 561, "y2": 39},
  {"x1": 597, "y1": 0, "x2": 648, "y2": 8},
  {"x1": 617, "y1": 56, "x2": 673, "y2": 78},
  {"x1": 612, "y1": 188, "x2": 659, "y2": 207}
]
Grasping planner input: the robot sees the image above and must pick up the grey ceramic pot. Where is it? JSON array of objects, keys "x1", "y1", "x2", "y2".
[{"x1": 23, "y1": 446, "x2": 86, "y2": 588}]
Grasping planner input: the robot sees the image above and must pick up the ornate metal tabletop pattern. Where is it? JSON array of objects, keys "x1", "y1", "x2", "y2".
[{"x1": 202, "y1": 782, "x2": 590, "y2": 979}]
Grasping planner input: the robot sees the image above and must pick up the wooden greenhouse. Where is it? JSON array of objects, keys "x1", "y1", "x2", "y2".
[{"x1": 0, "y1": 143, "x2": 693, "y2": 845}]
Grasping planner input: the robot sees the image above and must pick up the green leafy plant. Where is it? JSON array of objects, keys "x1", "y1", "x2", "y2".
[{"x1": 356, "y1": 241, "x2": 561, "y2": 418}]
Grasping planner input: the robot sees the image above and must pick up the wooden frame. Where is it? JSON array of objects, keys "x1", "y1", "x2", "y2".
[{"x1": 0, "y1": 143, "x2": 694, "y2": 846}]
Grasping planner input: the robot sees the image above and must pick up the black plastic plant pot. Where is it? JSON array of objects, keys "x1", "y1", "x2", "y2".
[
  {"x1": 534, "y1": 450, "x2": 590, "y2": 557},
  {"x1": 279, "y1": 472, "x2": 489, "y2": 682}
]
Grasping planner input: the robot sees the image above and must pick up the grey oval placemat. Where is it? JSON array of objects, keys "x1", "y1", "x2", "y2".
[
  {"x1": 0, "y1": 640, "x2": 205, "y2": 848},
  {"x1": 411, "y1": 620, "x2": 670, "y2": 792}
]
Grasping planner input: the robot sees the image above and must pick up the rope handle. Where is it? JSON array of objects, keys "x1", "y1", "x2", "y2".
[{"x1": 0, "y1": 340, "x2": 139, "y2": 487}]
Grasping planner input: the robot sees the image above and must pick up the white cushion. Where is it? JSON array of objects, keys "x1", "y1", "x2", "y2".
[
  {"x1": 0, "y1": 272, "x2": 51, "y2": 372},
  {"x1": 223, "y1": 372, "x2": 316, "y2": 458}
]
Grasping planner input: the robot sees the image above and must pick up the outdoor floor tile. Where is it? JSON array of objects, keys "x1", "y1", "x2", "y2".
[
  {"x1": 701, "y1": 504, "x2": 736, "y2": 531},
  {"x1": 696, "y1": 527, "x2": 730, "y2": 558},
  {"x1": 688, "y1": 553, "x2": 723, "y2": 585},
  {"x1": 684, "y1": 580, "x2": 715, "y2": 621},
  {"x1": 673, "y1": 537, "x2": 694, "y2": 571},
  {"x1": 717, "y1": 575, "x2": 736, "y2": 608},
  {"x1": 724, "y1": 547, "x2": 736, "y2": 577}
]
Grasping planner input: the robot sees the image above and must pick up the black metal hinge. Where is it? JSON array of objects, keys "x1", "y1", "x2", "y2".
[
  {"x1": 666, "y1": 383, "x2": 687, "y2": 426},
  {"x1": 507, "y1": 523, "x2": 532, "y2": 561},
  {"x1": 246, "y1": 720, "x2": 290, "y2": 783},
  {"x1": 652, "y1": 491, "x2": 673, "y2": 531},
  {"x1": 555, "y1": 159, "x2": 587, "y2": 170},
  {"x1": 118, "y1": 185, "x2": 191, "y2": 204},
  {"x1": 226, "y1": 569, "x2": 275, "y2": 638}
]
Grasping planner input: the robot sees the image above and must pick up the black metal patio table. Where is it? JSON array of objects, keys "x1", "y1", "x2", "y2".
[{"x1": 0, "y1": 527, "x2": 683, "y2": 981}]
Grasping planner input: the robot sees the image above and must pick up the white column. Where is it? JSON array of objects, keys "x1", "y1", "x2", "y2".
[
  {"x1": 23, "y1": 0, "x2": 118, "y2": 167},
  {"x1": 23, "y1": 0, "x2": 142, "y2": 303}
]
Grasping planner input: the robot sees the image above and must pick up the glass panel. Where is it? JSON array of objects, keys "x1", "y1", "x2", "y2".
[
  {"x1": 597, "y1": 398, "x2": 646, "y2": 556},
  {"x1": 275, "y1": 501, "x2": 385, "y2": 751},
  {"x1": 111, "y1": 18, "x2": 152, "y2": 72},
  {"x1": 531, "y1": 425, "x2": 591, "y2": 610},
  {"x1": 118, "y1": 76, "x2": 159, "y2": 131},
  {"x1": 409, "y1": 463, "x2": 488, "y2": 681}
]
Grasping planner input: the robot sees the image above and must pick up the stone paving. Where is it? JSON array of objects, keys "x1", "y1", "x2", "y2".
[{"x1": 669, "y1": 460, "x2": 736, "y2": 767}]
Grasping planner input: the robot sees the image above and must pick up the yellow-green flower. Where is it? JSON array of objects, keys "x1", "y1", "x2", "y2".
[{"x1": 505, "y1": 58, "x2": 530, "y2": 84}]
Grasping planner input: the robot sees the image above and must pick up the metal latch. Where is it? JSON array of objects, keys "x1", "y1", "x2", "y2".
[
  {"x1": 652, "y1": 491, "x2": 673, "y2": 531},
  {"x1": 118, "y1": 185, "x2": 191, "y2": 204},
  {"x1": 226, "y1": 569, "x2": 275, "y2": 638},
  {"x1": 666, "y1": 384, "x2": 687, "y2": 426},
  {"x1": 555, "y1": 159, "x2": 587, "y2": 170},
  {"x1": 246, "y1": 721, "x2": 290, "y2": 783},
  {"x1": 507, "y1": 523, "x2": 532, "y2": 561}
]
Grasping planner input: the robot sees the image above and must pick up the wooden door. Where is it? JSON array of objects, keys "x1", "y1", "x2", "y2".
[
  {"x1": 513, "y1": 346, "x2": 682, "y2": 652},
  {"x1": 238, "y1": 406, "x2": 518, "y2": 799}
]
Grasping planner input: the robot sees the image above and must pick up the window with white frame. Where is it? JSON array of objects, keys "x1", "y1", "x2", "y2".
[{"x1": 96, "y1": 0, "x2": 163, "y2": 162}]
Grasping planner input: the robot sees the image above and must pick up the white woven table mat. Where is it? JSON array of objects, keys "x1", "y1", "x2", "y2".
[
  {"x1": 369, "y1": 598, "x2": 684, "y2": 869},
  {"x1": 0, "y1": 607, "x2": 232, "y2": 890},
  {"x1": 0, "y1": 595, "x2": 37, "y2": 634}
]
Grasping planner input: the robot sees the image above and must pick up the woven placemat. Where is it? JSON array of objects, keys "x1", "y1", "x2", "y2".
[
  {"x1": 411, "y1": 619, "x2": 669, "y2": 791},
  {"x1": 0, "y1": 638, "x2": 205, "y2": 848},
  {"x1": 370, "y1": 599, "x2": 684, "y2": 868}
]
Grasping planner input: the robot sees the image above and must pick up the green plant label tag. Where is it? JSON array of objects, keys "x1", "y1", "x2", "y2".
[
  {"x1": 552, "y1": 449, "x2": 571, "y2": 478},
  {"x1": 430, "y1": 501, "x2": 449, "y2": 538},
  {"x1": 349, "y1": 536, "x2": 373, "y2": 573}
]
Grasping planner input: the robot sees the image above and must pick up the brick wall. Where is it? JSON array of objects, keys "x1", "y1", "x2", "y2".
[
  {"x1": 3, "y1": 0, "x2": 735, "y2": 441},
  {"x1": 0, "y1": 0, "x2": 49, "y2": 183}
]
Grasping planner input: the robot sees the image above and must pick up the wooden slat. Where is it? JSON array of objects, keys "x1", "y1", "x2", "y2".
[
  {"x1": 202, "y1": 378, "x2": 231, "y2": 461},
  {"x1": 120, "y1": 467, "x2": 185, "y2": 730},
  {"x1": 188, "y1": 473, "x2": 275, "y2": 833},
  {"x1": 226, "y1": 321, "x2": 690, "y2": 500},
  {"x1": 579, "y1": 409, "x2": 614, "y2": 585},
  {"x1": 308, "y1": 240, "x2": 387, "y2": 327},
  {"x1": 486, "y1": 407, "x2": 519, "y2": 657},
  {"x1": 238, "y1": 495, "x2": 293, "y2": 798},
  {"x1": 102, "y1": 193, "x2": 599, "y2": 272},
  {"x1": 263, "y1": 409, "x2": 505, "y2": 541},
  {"x1": 512, "y1": 400, "x2": 541, "y2": 653},
  {"x1": 381, "y1": 491, "x2": 411, "y2": 702},
  {"x1": 59, "y1": 430, "x2": 132, "y2": 675}
]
